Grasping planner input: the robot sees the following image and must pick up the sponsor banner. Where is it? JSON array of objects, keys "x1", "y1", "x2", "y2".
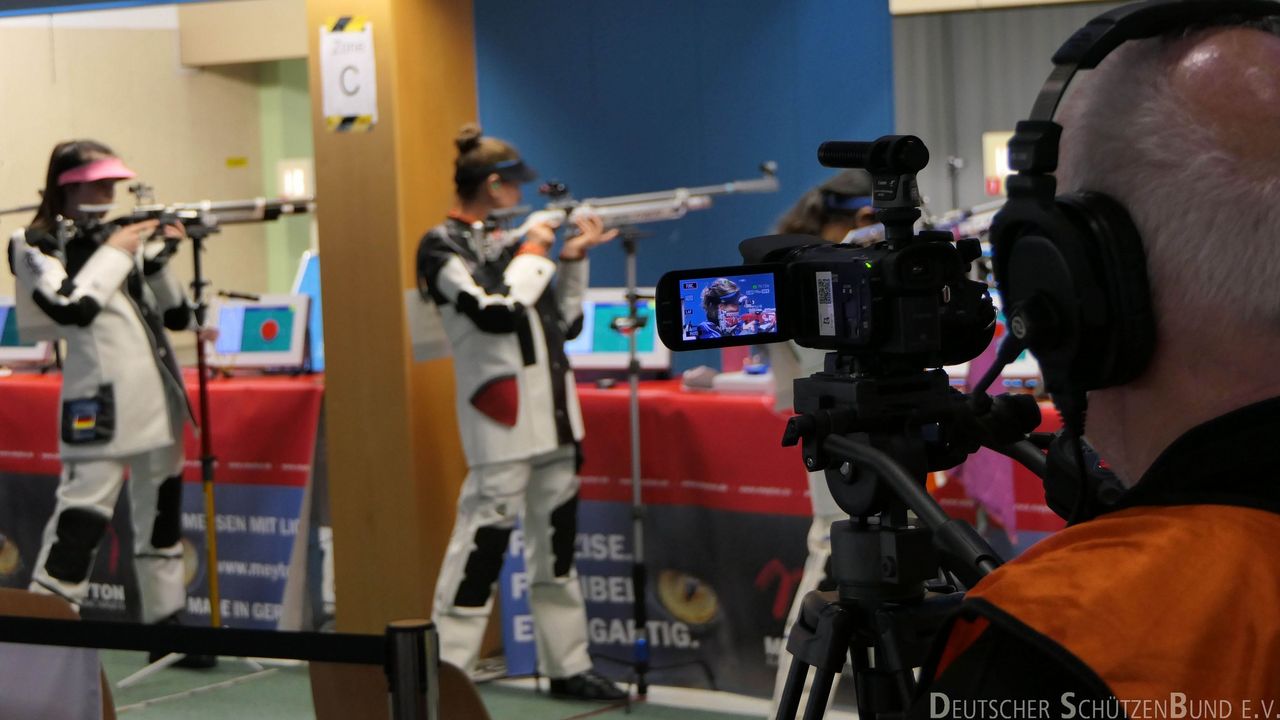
[
  {"x1": 0, "y1": 472, "x2": 139, "y2": 620},
  {"x1": 179, "y1": 484, "x2": 305, "y2": 629},
  {"x1": 501, "y1": 499, "x2": 818, "y2": 698}
]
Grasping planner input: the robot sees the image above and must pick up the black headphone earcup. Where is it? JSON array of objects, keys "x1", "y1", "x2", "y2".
[{"x1": 1056, "y1": 192, "x2": 1156, "y2": 389}]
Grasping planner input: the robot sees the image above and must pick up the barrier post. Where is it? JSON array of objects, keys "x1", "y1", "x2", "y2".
[{"x1": 385, "y1": 619, "x2": 437, "y2": 720}]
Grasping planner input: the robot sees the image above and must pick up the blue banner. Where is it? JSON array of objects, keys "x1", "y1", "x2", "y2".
[{"x1": 179, "y1": 483, "x2": 305, "y2": 629}]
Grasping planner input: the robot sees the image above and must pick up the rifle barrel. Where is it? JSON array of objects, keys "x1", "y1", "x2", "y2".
[
  {"x1": 77, "y1": 197, "x2": 316, "y2": 225},
  {"x1": 0, "y1": 203, "x2": 38, "y2": 217},
  {"x1": 576, "y1": 166, "x2": 778, "y2": 207}
]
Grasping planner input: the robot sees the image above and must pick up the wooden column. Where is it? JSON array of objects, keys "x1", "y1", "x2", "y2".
[{"x1": 305, "y1": 0, "x2": 474, "y2": 635}]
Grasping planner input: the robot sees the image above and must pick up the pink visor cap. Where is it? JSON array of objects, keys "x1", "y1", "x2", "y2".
[{"x1": 56, "y1": 157, "x2": 137, "y2": 186}]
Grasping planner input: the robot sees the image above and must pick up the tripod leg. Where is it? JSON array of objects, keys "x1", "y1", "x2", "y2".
[
  {"x1": 802, "y1": 669, "x2": 836, "y2": 720},
  {"x1": 775, "y1": 659, "x2": 810, "y2": 720}
]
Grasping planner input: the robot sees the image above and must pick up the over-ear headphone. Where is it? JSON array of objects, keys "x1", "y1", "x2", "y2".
[{"x1": 989, "y1": 0, "x2": 1280, "y2": 432}]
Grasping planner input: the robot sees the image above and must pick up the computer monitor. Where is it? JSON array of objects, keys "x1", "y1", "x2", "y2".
[
  {"x1": 564, "y1": 288, "x2": 669, "y2": 371},
  {"x1": 209, "y1": 294, "x2": 310, "y2": 370},
  {"x1": 0, "y1": 296, "x2": 53, "y2": 367},
  {"x1": 290, "y1": 251, "x2": 324, "y2": 372}
]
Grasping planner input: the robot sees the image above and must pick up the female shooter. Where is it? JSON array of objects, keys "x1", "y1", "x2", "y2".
[
  {"x1": 416, "y1": 124, "x2": 626, "y2": 701},
  {"x1": 7, "y1": 140, "x2": 213, "y2": 666}
]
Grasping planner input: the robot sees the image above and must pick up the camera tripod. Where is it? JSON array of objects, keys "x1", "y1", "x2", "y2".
[{"x1": 774, "y1": 357, "x2": 1042, "y2": 720}]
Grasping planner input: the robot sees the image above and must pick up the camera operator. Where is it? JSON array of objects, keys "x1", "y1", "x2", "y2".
[
  {"x1": 7, "y1": 140, "x2": 214, "y2": 667},
  {"x1": 416, "y1": 124, "x2": 626, "y2": 701},
  {"x1": 911, "y1": 23, "x2": 1280, "y2": 707},
  {"x1": 765, "y1": 170, "x2": 877, "y2": 717}
]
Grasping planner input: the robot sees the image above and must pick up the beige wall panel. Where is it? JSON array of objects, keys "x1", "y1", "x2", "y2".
[
  {"x1": 179, "y1": 0, "x2": 307, "y2": 67},
  {"x1": 0, "y1": 24, "x2": 268, "y2": 355}
]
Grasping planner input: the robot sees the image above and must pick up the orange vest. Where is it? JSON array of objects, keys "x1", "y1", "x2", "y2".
[{"x1": 963, "y1": 503, "x2": 1280, "y2": 701}]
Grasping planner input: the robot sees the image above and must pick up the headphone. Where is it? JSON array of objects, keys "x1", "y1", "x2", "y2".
[{"x1": 989, "y1": 0, "x2": 1280, "y2": 434}]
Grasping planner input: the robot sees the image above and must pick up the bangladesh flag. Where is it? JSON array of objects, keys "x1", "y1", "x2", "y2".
[{"x1": 240, "y1": 307, "x2": 294, "y2": 352}]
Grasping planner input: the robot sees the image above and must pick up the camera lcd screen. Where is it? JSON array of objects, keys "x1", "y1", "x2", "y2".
[{"x1": 676, "y1": 272, "x2": 781, "y2": 343}]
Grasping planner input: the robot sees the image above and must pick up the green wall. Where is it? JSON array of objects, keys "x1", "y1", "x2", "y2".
[{"x1": 259, "y1": 59, "x2": 315, "y2": 293}]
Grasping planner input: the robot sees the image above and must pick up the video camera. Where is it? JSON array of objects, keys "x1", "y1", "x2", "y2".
[
  {"x1": 654, "y1": 137, "x2": 1038, "y2": 720},
  {"x1": 655, "y1": 136, "x2": 996, "y2": 375}
]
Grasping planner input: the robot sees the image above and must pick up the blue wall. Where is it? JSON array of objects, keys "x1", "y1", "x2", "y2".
[{"x1": 474, "y1": 1, "x2": 894, "y2": 370}]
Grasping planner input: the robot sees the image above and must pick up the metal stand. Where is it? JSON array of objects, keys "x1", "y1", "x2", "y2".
[
  {"x1": 189, "y1": 224, "x2": 224, "y2": 628},
  {"x1": 603, "y1": 229, "x2": 717, "y2": 701},
  {"x1": 612, "y1": 229, "x2": 650, "y2": 699},
  {"x1": 116, "y1": 223, "x2": 259, "y2": 690}
]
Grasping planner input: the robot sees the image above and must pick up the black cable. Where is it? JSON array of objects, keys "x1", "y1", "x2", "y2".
[
  {"x1": 991, "y1": 439, "x2": 1048, "y2": 479},
  {"x1": 0, "y1": 615, "x2": 385, "y2": 665},
  {"x1": 968, "y1": 334, "x2": 1026, "y2": 401},
  {"x1": 1068, "y1": 431, "x2": 1090, "y2": 525}
]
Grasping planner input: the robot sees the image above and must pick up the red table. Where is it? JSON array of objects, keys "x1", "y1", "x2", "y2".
[
  {"x1": 575, "y1": 380, "x2": 1063, "y2": 534},
  {"x1": 577, "y1": 381, "x2": 812, "y2": 516},
  {"x1": 0, "y1": 370, "x2": 322, "y2": 486}
]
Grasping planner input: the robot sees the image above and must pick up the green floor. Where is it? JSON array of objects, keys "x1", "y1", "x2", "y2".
[{"x1": 100, "y1": 650, "x2": 755, "y2": 719}]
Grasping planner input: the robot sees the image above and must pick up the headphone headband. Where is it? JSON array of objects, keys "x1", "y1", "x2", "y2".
[
  {"x1": 1017, "y1": 0, "x2": 1280, "y2": 168},
  {"x1": 992, "y1": 0, "x2": 1280, "y2": 430}
]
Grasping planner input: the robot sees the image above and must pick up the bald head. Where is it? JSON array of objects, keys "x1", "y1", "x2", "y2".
[
  {"x1": 1056, "y1": 25, "x2": 1280, "y2": 337},
  {"x1": 1171, "y1": 27, "x2": 1280, "y2": 174},
  {"x1": 1059, "y1": 24, "x2": 1280, "y2": 485}
]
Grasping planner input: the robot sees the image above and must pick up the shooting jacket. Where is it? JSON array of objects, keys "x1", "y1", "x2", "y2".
[
  {"x1": 910, "y1": 397, "x2": 1280, "y2": 710},
  {"x1": 8, "y1": 227, "x2": 193, "y2": 461},
  {"x1": 417, "y1": 217, "x2": 588, "y2": 467}
]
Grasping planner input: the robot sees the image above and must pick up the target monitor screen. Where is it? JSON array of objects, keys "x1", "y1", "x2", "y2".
[
  {"x1": 211, "y1": 294, "x2": 309, "y2": 369},
  {"x1": 0, "y1": 297, "x2": 53, "y2": 365},
  {"x1": 291, "y1": 251, "x2": 324, "y2": 372},
  {"x1": 563, "y1": 288, "x2": 669, "y2": 370}
]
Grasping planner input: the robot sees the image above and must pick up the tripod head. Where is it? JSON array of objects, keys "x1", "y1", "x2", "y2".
[
  {"x1": 783, "y1": 356, "x2": 1038, "y2": 599},
  {"x1": 775, "y1": 358, "x2": 1041, "y2": 720}
]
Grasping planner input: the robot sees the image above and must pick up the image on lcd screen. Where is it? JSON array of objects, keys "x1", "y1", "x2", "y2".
[
  {"x1": 0, "y1": 307, "x2": 24, "y2": 347},
  {"x1": 565, "y1": 302, "x2": 656, "y2": 355},
  {"x1": 678, "y1": 273, "x2": 778, "y2": 341},
  {"x1": 215, "y1": 306, "x2": 296, "y2": 354}
]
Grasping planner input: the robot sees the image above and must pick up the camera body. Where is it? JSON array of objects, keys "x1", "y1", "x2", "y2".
[
  {"x1": 656, "y1": 135, "x2": 996, "y2": 374},
  {"x1": 656, "y1": 224, "x2": 994, "y2": 372}
]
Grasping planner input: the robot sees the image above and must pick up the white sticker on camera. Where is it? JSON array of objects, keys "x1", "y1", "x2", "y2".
[{"x1": 816, "y1": 271, "x2": 835, "y2": 336}]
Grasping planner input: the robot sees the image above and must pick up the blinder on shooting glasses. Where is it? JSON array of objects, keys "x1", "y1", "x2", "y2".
[
  {"x1": 454, "y1": 158, "x2": 538, "y2": 186},
  {"x1": 822, "y1": 194, "x2": 874, "y2": 213}
]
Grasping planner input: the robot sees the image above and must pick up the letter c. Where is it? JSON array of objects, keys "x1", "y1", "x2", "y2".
[{"x1": 340, "y1": 66, "x2": 360, "y2": 96}]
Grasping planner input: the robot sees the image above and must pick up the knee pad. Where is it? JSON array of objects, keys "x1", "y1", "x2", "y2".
[
  {"x1": 45, "y1": 509, "x2": 108, "y2": 583},
  {"x1": 150, "y1": 475, "x2": 183, "y2": 549},
  {"x1": 453, "y1": 525, "x2": 513, "y2": 608},
  {"x1": 549, "y1": 495, "x2": 579, "y2": 578}
]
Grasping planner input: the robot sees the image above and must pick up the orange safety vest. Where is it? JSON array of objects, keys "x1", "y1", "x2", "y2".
[
  {"x1": 955, "y1": 503, "x2": 1280, "y2": 702},
  {"x1": 918, "y1": 397, "x2": 1280, "y2": 712}
]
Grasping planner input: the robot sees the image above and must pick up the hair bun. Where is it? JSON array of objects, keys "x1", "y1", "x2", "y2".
[{"x1": 455, "y1": 123, "x2": 483, "y2": 154}]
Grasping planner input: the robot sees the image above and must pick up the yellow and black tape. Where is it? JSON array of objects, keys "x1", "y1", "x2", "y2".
[
  {"x1": 324, "y1": 15, "x2": 373, "y2": 132},
  {"x1": 325, "y1": 15, "x2": 367, "y2": 32},
  {"x1": 326, "y1": 115, "x2": 375, "y2": 132}
]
